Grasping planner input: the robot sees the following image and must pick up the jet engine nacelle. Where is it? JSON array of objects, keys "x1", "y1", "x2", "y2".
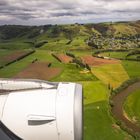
[{"x1": 0, "y1": 79, "x2": 83, "y2": 140}]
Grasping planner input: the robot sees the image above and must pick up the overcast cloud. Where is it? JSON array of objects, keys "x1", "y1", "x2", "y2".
[{"x1": 0, "y1": 0, "x2": 140, "y2": 25}]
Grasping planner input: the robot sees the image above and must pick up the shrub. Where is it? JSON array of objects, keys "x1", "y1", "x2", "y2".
[
  {"x1": 72, "y1": 57, "x2": 86, "y2": 68},
  {"x1": 93, "y1": 49, "x2": 128, "y2": 55},
  {"x1": 66, "y1": 40, "x2": 72, "y2": 45},
  {"x1": 34, "y1": 41, "x2": 48, "y2": 48},
  {"x1": 51, "y1": 54, "x2": 61, "y2": 62},
  {"x1": 111, "y1": 78, "x2": 140, "y2": 96},
  {"x1": 127, "y1": 50, "x2": 140, "y2": 57},
  {"x1": 85, "y1": 63, "x2": 91, "y2": 71},
  {"x1": 48, "y1": 63, "x2": 52, "y2": 67},
  {"x1": 109, "y1": 100, "x2": 114, "y2": 107},
  {"x1": 32, "y1": 58, "x2": 38, "y2": 63},
  {"x1": 66, "y1": 52, "x2": 75, "y2": 58}
]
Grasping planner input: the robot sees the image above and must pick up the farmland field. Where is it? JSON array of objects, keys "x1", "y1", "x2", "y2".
[
  {"x1": 84, "y1": 101, "x2": 132, "y2": 140},
  {"x1": 0, "y1": 50, "x2": 13, "y2": 66},
  {"x1": 81, "y1": 55, "x2": 119, "y2": 66},
  {"x1": 80, "y1": 81, "x2": 132, "y2": 140},
  {"x1": 91, "y1": 63, "x2": 129, "y2": 88},
  {"x1": 0, "y1": 50, "x2": 34, "y2": 68},
  {"x1": 15, "y1": 62, "x2": 62, "y2": 80},
  {"x1": 0, "y1": 42, "x2": 33, "y2": 50},
  {"x1": 52, "y1": 64, "x2": 97, "y2": 82},
  {"x1": 80, "y1": 81, "x2": 109, "y2": 105},
  {"x1": 0, "y1": 50, "x2": 59, "y2": 77},
  {"x1": 0, "y1": 50, "x2": 12, "y2": 57},
  {"x1": 100, "y1": 51, "x2": 129, "y2": 59},
  {"x1": 122, "y1": 61, "x2": 140, "y2": 78},
  {"x1": 52, "y1": 53, "x2": 73, "y2": 63},
  {"x1": 123, "y1": 89, "x2": 140, "y2": 127}
]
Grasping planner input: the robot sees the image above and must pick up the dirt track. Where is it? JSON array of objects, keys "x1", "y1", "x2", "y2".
[{"x1": 111, "y1": 82, "x2": 140, "y2": 133}]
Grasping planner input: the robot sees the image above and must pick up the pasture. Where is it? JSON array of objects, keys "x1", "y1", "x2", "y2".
[
  {"x1": 52, "y1": 64, "x2": 97, "y2": 82},
  {"x1": 123, "y1": 89, "x2": 140, "y2": 127},
  {"x1": 100, "y1": 51, "x2": 129, "y2": 59},
  {"x1": 0, "y1": 41, "x2": 33, "y2": 50},
  {"x1": 122, "y1": 61, "x2": 140, "y2": 78},
  {"x1": 84, "y1": 101, "x2": 132, "y2": 140},
  {"x1": 83, "y1": 81, "x2": 133, "y2": 140}
]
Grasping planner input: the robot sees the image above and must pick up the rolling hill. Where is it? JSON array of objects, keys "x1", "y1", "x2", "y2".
[{"x1": 0, "y1": 20, "x2": 140, "y2": 50}]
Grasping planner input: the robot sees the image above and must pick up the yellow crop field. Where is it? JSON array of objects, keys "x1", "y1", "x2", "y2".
[{"x1": 91, "y1": 64, "x2": 129, "y2": 88}]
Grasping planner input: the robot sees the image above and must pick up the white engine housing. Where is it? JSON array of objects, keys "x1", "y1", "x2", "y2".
[{"x1": 0, "y1": 79, "x2": 83, "y2": 140}]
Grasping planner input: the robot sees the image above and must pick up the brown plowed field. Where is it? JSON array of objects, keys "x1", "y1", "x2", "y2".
[
  {"x1": 81, "y1": 55, "x2": 120, "y2": 66},
  {"x1": 14, "y1": 62, "x2": 62, "y2": 80},
  {"x1": 3, "y1": 51, "x2": 30, "y2": 62},
  {"x1": 55, "y1": 54, "x2": 73, "y2": 63}
]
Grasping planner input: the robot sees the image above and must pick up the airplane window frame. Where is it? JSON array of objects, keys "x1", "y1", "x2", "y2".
[{"x1": 0, "y1": 121, "x2": 22, "y2": 140}]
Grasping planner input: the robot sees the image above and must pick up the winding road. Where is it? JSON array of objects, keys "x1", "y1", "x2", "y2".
[{"x1": 111, "y1": 82, "x2": 140, "y2": 133}]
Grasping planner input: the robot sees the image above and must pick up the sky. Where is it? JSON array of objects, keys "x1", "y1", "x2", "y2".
[{"x1": 0, "y1": 0, "x2": 140, "y2": 25}]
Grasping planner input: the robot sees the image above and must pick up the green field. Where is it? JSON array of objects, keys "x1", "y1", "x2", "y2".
[
  {"x1": 81, "y1": 81, "x2": 109, "y2": 105},
  {"x1": 72, "y1": 50, "x2": 94, "y2": 57},
  {"x1": 0, "y1": 49, "x2": 12, "y2": 57},
  {"x1": 91, "y1": 63, "x2": 129, "y2": 88},
  {"x1": 123, "y1": 89, "x2": 140, "y2": 127},
  {"x1": 84, "y1": 101, "x2": 132, "y2": 140},
  {"x1": 83, "y1": 81, "x2": 133, "y2": 140},
  {"x1": 124, "y1": 89, "x2": 140, "y2": 126},
  {"x1": 52, "y1": 64, "x2": 97, "y2": 82},
  {"x1": 0, "y1": 41, "x2": 33, "y2": 50},
  {"x1": 0, "y1": 50, "x2": 13, "y2": 66},
  {"x1": 122, "y1": 61, "x2": 140, "y2": 78},
  {"x1": 100, "y1": 51, "x2": 129, "y2": 59},
  {"x1": 99, "y1": 50, "x2": 140, "y2": 60},
  {"x1": 42, "y1": 37, "x2": 90, "y2": 51}
]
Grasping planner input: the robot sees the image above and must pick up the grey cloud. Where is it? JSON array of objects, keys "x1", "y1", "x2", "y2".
[
  {"x1": 50, "y1": 12, "x2": 77, "y2": 17},
  {"x1": 0, "y1": 0, "x2": 140, "y2": 25},
  {"x1": 0, "y1": 0, "x2": 8, "y2": 6}
]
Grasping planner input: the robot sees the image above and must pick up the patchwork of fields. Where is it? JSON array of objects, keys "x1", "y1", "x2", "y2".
[
  {"x1": 0, "y1": 47, "x2": 139, "y2": 140},
  {"x1": 0, "y1": 21, "x2": 140, "y2": 140}
]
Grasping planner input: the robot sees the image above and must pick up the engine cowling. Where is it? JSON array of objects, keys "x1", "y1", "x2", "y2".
[{"x1": 0, "y1": 79, "x2": 83, "y2": 140}]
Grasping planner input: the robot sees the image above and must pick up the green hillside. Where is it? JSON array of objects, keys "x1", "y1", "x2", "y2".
[{"x1": 0, "y1": 21, "x2": 140, "y2": 50}]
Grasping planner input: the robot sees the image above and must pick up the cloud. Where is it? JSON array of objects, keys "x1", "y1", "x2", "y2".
[{"x1": 0, "y1": 0, "x2": 140, "y2": 25}]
